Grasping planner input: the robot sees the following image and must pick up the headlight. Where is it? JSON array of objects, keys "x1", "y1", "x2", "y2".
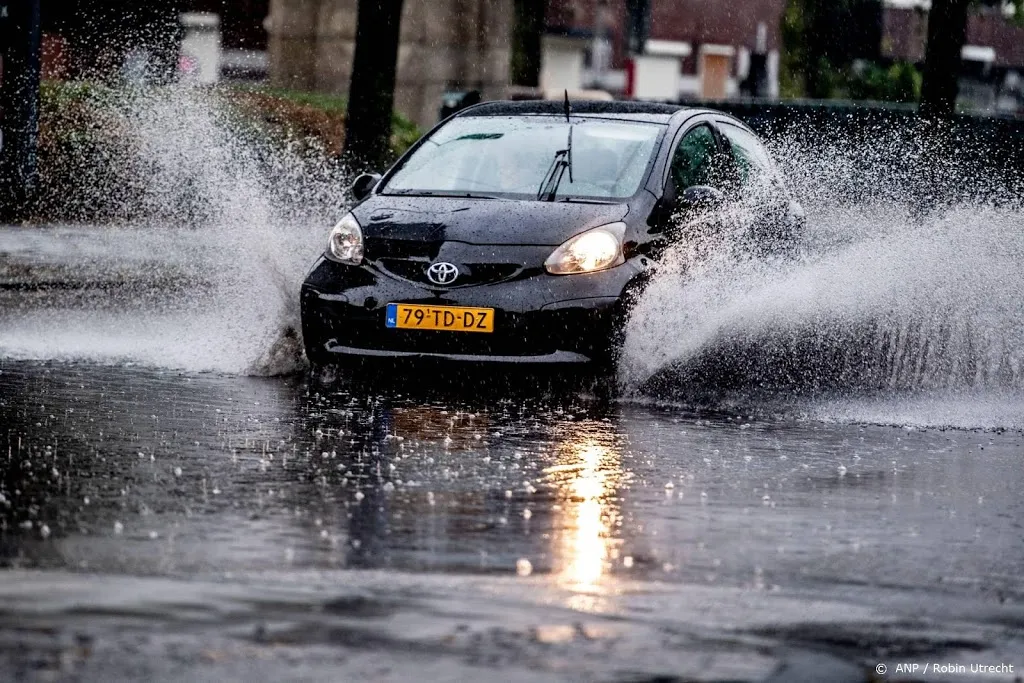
[
  {"x1": 325, "y1": 212, "x2": 364, "y2": 265},
  {"x1": 544, "y1": 223, "x2": 626, "y2": 275}
]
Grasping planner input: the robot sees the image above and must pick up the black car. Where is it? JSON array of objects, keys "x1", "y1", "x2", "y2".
[{"x1": 301, "y1": 100, "x2": 802, "y2": 367}]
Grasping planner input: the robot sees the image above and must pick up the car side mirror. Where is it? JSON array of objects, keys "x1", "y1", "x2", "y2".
[
  {"x1": 351, "y1": 172, "x2": 382, "y2": 201},
  {"x1": 677, "y1": 185, "x2": 726, "y2": 213},
  {"x1": 657, "y1": 184, "x2": 727, "y2": 240}
]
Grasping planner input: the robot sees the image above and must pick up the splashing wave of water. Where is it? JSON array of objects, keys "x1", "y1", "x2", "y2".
[
  {"x1": 621, "y1": 130, "x2": 1024, "y2": 429},
  {"x1": 1, "y1": 86, "x2": 349, "y2": 375},
  {"x1": 623, "y1": 206, "x2": 1024, "y2": 390}
]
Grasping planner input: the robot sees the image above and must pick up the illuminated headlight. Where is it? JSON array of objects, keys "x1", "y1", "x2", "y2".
[
  {"x1": 544, "y1": 223, "x2": 626, "y2": 275},
  {"x1": 325, "y1": 212, "x2": 364, "y2": 265}
]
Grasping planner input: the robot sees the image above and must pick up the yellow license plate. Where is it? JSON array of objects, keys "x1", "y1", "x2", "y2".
[{"x1": 385, "y1": 303, "x2": 494, "y2": 333}]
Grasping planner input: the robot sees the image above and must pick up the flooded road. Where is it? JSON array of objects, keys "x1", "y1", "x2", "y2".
[
  {"x1": 1, "y1": 360, "x2": 1022, "y2": 681},
  {"x1": 2, "y1": 89, "x2": 1024, "y2": 680}
]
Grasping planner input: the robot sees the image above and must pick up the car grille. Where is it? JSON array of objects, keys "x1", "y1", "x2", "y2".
[{"x1": 376, "y1": 259, "x2": 521, "y2": 288}]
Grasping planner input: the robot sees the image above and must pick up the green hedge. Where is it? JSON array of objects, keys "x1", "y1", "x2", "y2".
[{"x1": 30, "y1": 81, "x2": 422, "y2": 223}]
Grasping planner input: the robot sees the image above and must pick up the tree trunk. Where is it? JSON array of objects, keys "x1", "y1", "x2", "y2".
[
  {"x1": 919, "y1": 0, "x2": 971, "y2": 120},
  {"x1": 511, "y1": 0, "x2": 545, "y2": 87},
  {"x1": 343, "y1": 0, "x2": 404, "y2": 171},
  {"x1": 0, "y1": 0, "x2": 42, "y2": 221},
  {"x1": 625, "y1": 0, "x2": 652, "y2": 54}
]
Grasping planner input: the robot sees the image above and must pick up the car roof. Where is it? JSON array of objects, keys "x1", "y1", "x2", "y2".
[{"x1": 457, "y1": 100, "x2": 704, "y2": 124}]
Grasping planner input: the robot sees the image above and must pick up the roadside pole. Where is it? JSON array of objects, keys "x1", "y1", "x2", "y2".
[{"x1": 0, "y1": 0, "x2": 42, "y2": 222}]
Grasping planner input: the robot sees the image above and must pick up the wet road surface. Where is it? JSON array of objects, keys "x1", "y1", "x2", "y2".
[
  {"x1": 1, "y1": 360, "x2": 1022, "y2": 682},
  {"x1": 5, "y1": 84, "x2": 1024, "y2": 681}
]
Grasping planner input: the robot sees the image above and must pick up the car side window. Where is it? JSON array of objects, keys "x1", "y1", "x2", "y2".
[
  {"x1": 669, "y1": 124, "x2": 723, "y2": 191},
  {"x1": 718, "y1": 123, "x2": 774, "y2": 186}
]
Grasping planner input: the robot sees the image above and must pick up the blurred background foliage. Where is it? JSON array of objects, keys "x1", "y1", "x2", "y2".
[
  {"x1": 33, "y1": 81, "x2": 421, "y2": 222},
  {"x1": 781, "y1": 0, "x2": 1022, "y2": 103}
]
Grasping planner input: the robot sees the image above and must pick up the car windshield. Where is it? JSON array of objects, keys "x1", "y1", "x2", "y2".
[{"x1": 381, "y1": 116, "x2": 663, "y2": 201}]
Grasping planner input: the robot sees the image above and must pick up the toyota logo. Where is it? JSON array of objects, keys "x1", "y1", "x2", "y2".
[{"x1": 426, "y1": 262, "x2": 459, "y2": 286}]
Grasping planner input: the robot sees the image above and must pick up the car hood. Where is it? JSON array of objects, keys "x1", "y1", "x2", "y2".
[{"x1": 352, "y1": 195, "x2": 629, "y2": 247}]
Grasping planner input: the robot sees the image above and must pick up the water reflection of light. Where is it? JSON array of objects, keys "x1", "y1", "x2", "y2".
[
  {"x1": 543, "y1": 425, "x2": 623, "y2": 611},
  {"x1": 388, "y1": 407, "x2": 488, "y2": 450}
]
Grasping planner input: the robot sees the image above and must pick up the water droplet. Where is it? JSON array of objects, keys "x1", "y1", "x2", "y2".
[
  {"x1": 516, "y1": 558, "x2": 533, "y2": 576},
  {"x1": 113, "y1": 521, "x2": 124, "y2": 535}
]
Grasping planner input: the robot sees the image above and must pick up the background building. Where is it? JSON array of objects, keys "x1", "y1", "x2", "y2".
[
  {"x1": 543, "y1": 0, "x2": 786, "y2": 100},
  {"x1": 881, "y1": 1, "x2": 1024, "y2": 110},
  {"x1": 265, "y1": 0, "x2": 511, "y2": 128},
  {"x1": 33, "y1": 0, "x2": 1024, "y2": 125}
]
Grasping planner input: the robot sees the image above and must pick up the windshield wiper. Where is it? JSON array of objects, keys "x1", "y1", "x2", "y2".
[
  {"x1": 563, "y1": 90, "x2": 574, "y2": 187},
  {"x1": 555, "y1": 196, "x2": 616, "y2": 204},
  {"x1": 537, "y1": 93, "x2": 576, "y2": 202},
  {"x1": 537, "y1": 129, "x2": 575, "y2": 202},
  {"x1": 537, "y1": 149, "x2": 568, "y2": 202},
  {"x1": 566, "y1": 123, "x2": 573, "y2": 185}
]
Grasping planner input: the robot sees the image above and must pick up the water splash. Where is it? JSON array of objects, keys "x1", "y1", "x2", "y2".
[
  {"x1": 1, "y1": 85, "x2": 349, "y2": 375},
  {"x1": 621, "y1": 130, "x2": 1024, "y2": 428}
]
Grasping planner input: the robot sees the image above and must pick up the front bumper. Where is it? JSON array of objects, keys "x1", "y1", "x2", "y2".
[{"x1": 300, "y1": 256, "x2": 642, "y2": 364}]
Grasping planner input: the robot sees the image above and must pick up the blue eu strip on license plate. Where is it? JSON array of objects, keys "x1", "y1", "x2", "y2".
[{"x1": 386, "y1": 303, "x2": 398, "y2": 328}]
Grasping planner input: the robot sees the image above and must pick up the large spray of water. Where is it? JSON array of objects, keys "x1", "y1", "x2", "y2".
[
  {"x1": 621, "y1": 126, "x2": 1024, "y2": 427},
  {"x1": 1, "y1": 86, "x2": 349, "y2": 375}
]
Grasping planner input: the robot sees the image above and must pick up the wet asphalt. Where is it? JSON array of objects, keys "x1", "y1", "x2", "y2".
[
  {"x1": 2, "y1": 224, "x2": 1023, "y2": 681},
  {"x1": 1, "y1": 360, "x2": 1022, "y2": 682}
]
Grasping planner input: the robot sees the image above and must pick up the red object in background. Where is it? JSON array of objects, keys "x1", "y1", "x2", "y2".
[
  {"x1": 41, "y1": 33, "x2": 68, "y2": 80},
  {"x1": 178, "y1": 53, "x2": 198, "y2": 76},
  {"x1": 625, "y1": 57, "x2": 635, "y2": 98}
]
